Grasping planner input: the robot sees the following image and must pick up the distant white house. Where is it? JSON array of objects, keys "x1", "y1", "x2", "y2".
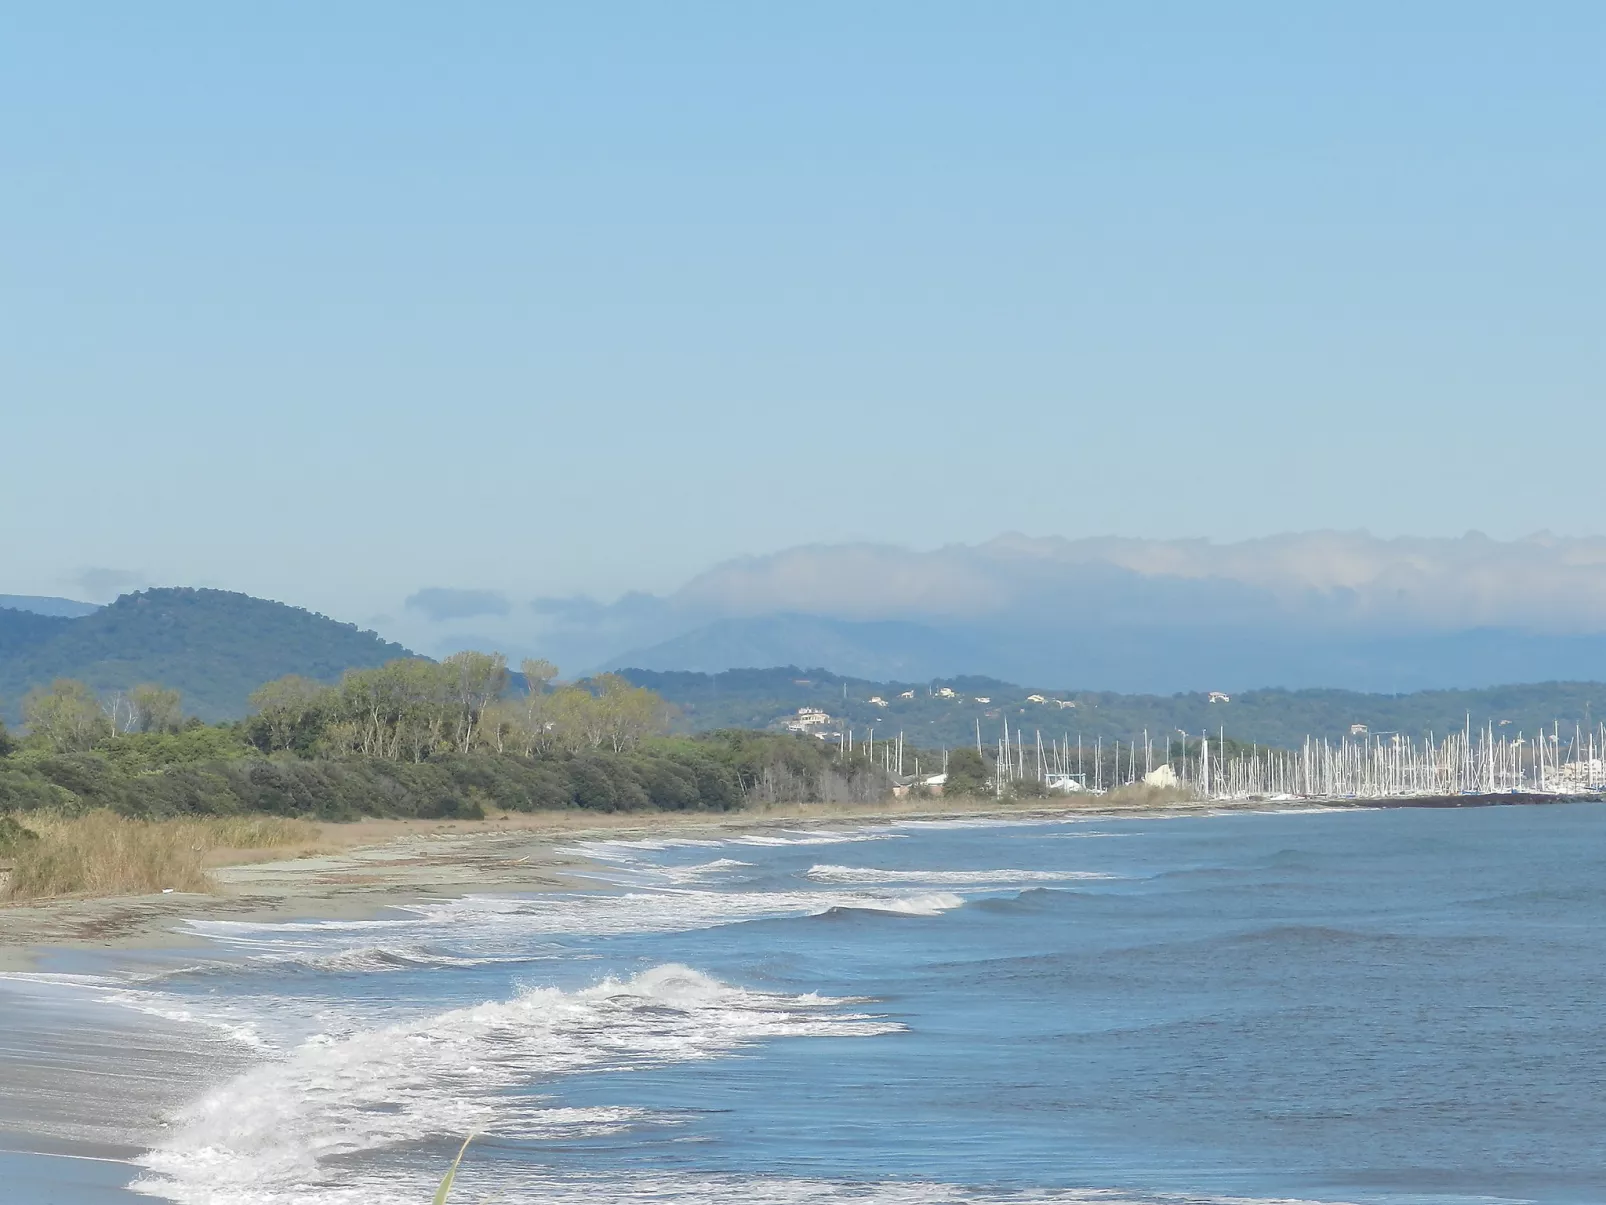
[
  {"x1": 1208, "y1": 691, "x2": 1231, "y2": 703},
  {"x1": 935, "y1": 687, "x2": 957, "y2": 699},
  {"x1": 1025, "y1": 694, "x2": 1046, "y2": 703},
  {"x1": 785, "y1": 707, "x2": 833, "y2": 732},
  {"x1": 973, "y1": 697, "x2": 991, "y2": 704},
  {"x1": 1349, "y1": 723, "x2": 1368, "y2": 736},
  {"x1": 899, "y1": 690, "x2": 916, "y2": 699},
  {"x1": 868, "y1": 696, "x2": 889, "y2": 708},
  {"x1": 1054, "y1": 699, "x2": 1078, "y2": 710}
]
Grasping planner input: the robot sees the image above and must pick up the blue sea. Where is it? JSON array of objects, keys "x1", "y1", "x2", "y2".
[{"x1": 2, "y1": 802, "x2": 1603, "y2": 1205}]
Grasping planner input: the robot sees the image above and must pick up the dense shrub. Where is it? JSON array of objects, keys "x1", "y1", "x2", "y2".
[
  {"x1": 0, "y1": 762, "x2": 73, "y2": 811},
  {"x1": 944, "y1": 747, "x2": 988, "y2": 795},
  {"x1": 0, "y1": 744, "x2": 763, "y2": 820},
  {"x1": 0, "y1": 716, "x2": 895, "y2": 821}
]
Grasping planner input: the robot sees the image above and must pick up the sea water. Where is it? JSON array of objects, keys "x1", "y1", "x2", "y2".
[{"x1": 1, "y1": 803, "x2": 1603, "y2": 1205}]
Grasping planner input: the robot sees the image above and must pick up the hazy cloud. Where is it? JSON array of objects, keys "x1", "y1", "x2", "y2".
[
  {"x1": 68, "y1": 567, "x2": 146, "y2": 602},
  {"x1": 448, "y1": 532, "x2": 1606, "y2": 684},
  {"x1": 530, "y1": 591, "x2": 671, "y2": 623},
  {"x1": 665, "y1": 532, "x2": 1606, "y2": 634},
  {"x1": 404, "y1": 587, "x2": 511, "y2": 622}
]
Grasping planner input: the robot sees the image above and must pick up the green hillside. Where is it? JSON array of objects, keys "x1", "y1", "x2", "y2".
[
  {"x1": 0, "y1": 588, "x2": 413, "y2": 722},
  {"x1": 0, "y1": 609, "x2": 72, "y2": 659},
  {"x1": 619, "y1": 666, "x2": 1606, "y2": 748}
]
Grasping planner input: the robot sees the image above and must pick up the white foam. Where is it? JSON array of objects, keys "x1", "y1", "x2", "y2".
[
  {"x1": 563, "y1": 836, "x2": 728, "y2": 862},
  {"x1": 134, "y1": 1159, "x2": 1367, "y2": 1205},
  {"x1": 848, "y1": 891, "x2": 967, "y2": 916},
  {"x1": 726, "y1": 828, "x2": 900, "y2": 847},
  {"x1": 886, "y1": 815, "x2": 1089, "y2": 832},
  {"x1": 133, "y1": 944, "x2": 542, "y2": 982},
  {"x1": 571, "y1": 829, "x2": 898, "y2": 857},
  {"x1": 807, "y1": 864, "x2": 1115, "y2": 885},
  {"x1": 559, "y1": 846, "x2": 758, "y2": 889},
  {"x1": 179, "y1": 883, "x2": 968, "y2": 955},
  {"x1": 0, "y1": 970, "x2": 122, "y2": 988},
  {"x1": 130, "y1": 964, "x2": 900, "y2": 1205},
  {"x1": 252, "y1": 944, "x2": 539, "y2": 974},
  {"x1": 664, "y1": 857, "x2": 755, "y2": 881},
  {"x1": 185, "y1": 914, "x2": 429, "y2": 939},
  {"x1": 94, "y1": 988, "x2": 275, "y2": 1050}
]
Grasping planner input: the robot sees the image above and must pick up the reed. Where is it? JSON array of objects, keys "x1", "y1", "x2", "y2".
[
  {"x1": 1, "y1": 811, "x2": 322, "y2": 902},
  {"x1": 184, "y1": 814, "x2": 322, "y2": 850},
  {"x1": 432, "y1": 1135, "x2": 473, "y2": 1204},
  {"x1": 1101, "y1": 782, "x2": 1192, "y2": 807}
]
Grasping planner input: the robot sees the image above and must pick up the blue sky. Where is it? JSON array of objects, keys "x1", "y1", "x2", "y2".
[{"x1": 3, "y1": 3, "x2": 1603, "y2": 628}]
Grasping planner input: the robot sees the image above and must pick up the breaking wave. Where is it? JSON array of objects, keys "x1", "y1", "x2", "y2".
[
  {"x1": 566, "y1": 828, "x2": 897, "y2": 864},
  {"x1": 180, "y1": 883, "x2": 967, "y2": 953},
  {"x1": 818, "y1": 891, "x2": 968, "y2": 918},
  {"x1": 807, "y1": 864, "x2": 1115, "y2": 885},
  {"x1": 130, "y1": 965, "x2": 899, "y2": 1205}
]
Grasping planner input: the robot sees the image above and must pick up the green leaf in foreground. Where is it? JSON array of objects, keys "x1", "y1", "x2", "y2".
[{"x1": 432, "y1": 1134, "x2": 474, "y2": 1205}]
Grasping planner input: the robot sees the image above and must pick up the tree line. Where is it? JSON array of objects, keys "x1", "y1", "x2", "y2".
[
  {"x1": 244, "y1": 655, "x2": 668, "y2": 761},
  {"x1": 14, "y1": 679, "x2": 187, "y2": 752},
  {"x1": 7, "y1": 654, "x2": 670, "y2": 762},
  {"x1": 0, "y1": 654, "x2": 909, "y2": 819}
]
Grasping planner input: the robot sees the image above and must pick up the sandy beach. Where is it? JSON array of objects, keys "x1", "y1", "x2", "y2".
[{"x1": 0, "y1": 794, "x2": 1258, "y2": 971}]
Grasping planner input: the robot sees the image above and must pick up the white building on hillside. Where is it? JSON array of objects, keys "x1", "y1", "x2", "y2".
[{"x1": 785, "y1": 708, "x2": 833, "y2": 733}]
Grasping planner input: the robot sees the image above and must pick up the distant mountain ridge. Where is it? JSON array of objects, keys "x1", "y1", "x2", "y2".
[
  {"x1": 604, "y1": 614, "x2": 976, "y2": 682},
  {"x1": 0, "y1": 594, "x2": 101, "y2": 618},
  {"x1": 607, "y1": 613, "x2": 1606, "y2": 695},
  {"x1": 0, "y1": 588, "x2": 413, "y2": 722},
  {"x1": 617, "y1": 665, "x2": 1606, "y2": 749}
]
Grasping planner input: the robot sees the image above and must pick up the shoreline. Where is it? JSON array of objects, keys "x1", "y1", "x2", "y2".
[
  {"x1": 4, "y1": 791, "x2": 1592, "y2": 972},
  {"x1": 0, "y1": 794, "x2": 1282, "y2": 971}
]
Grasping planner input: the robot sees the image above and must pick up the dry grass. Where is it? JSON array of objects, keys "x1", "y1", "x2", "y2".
[
  {"x1": 191, "y1": 815, "x2": 323, "y2": 850},
  {"x1": 1, "y1": 811, "x2": 323, "y2": 902},
  {"x1": 1101, "y1": 783, "x2": 1196, "y2": 807}
]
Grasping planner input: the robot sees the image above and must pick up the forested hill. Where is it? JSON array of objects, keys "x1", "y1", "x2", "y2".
[
  {"x1": 618, "y1": 666, "x2": 1606, "y2": 748},
  {"x1": 0, "y1": 588, "x2": 412, "y2": 722}
]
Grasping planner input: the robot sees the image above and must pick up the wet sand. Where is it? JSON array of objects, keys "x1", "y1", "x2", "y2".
[{"x1": 0, "y1": 1145, "x2": 142, "y2": 1205}]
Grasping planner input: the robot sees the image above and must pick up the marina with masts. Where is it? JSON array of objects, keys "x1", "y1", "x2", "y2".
[{"x1": 838, "y1": 717, "x2": 1606, "y2": 801}]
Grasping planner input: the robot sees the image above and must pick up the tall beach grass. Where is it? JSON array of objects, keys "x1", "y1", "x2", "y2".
[{"x1": 0, "y1": 811, "x2": 321, "y2": 901}]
